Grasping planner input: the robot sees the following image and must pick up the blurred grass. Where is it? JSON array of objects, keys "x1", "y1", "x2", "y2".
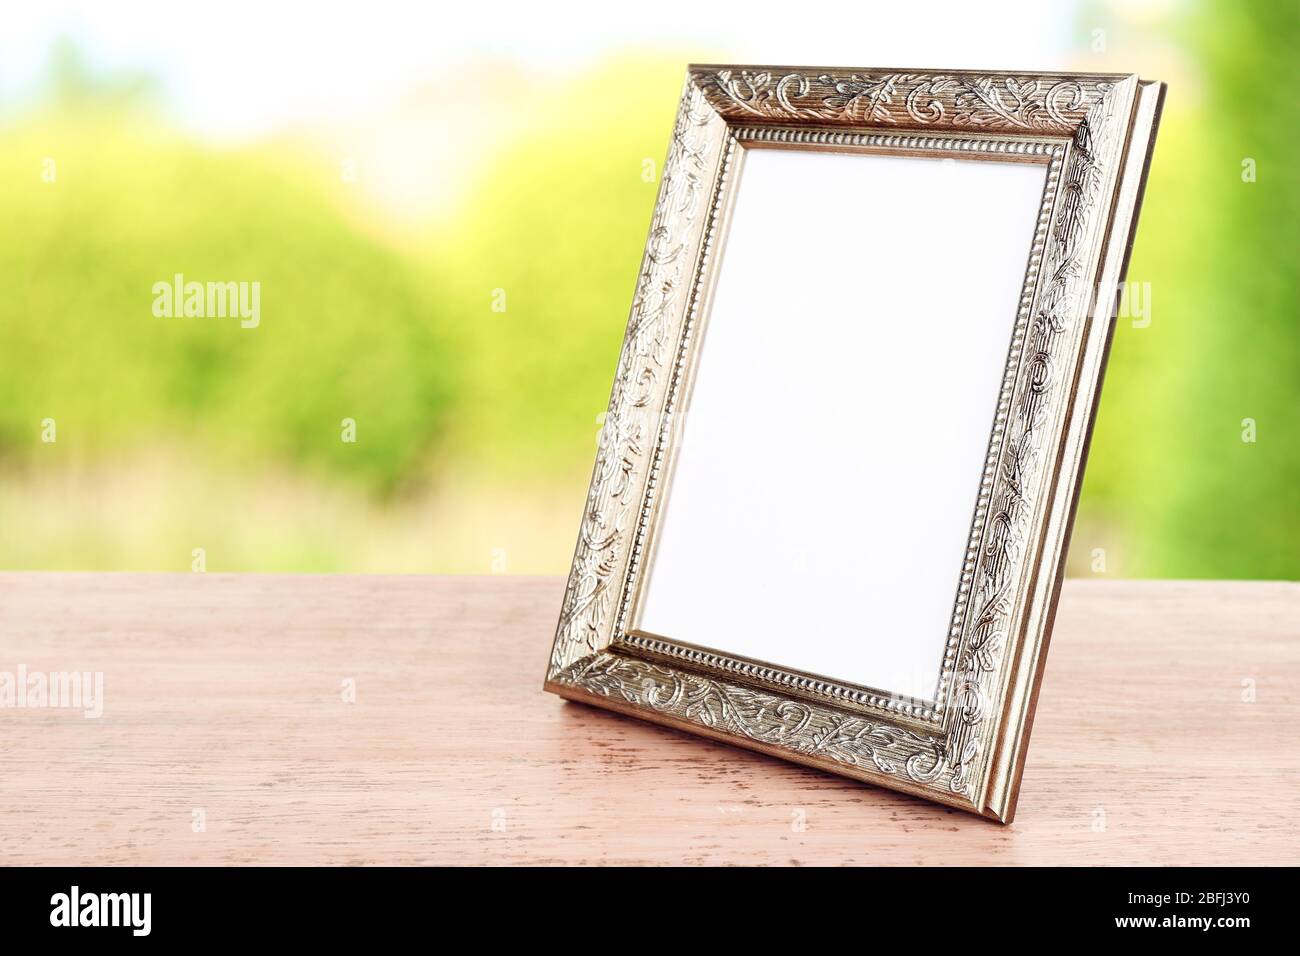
[{"x1": 0, "y1": 7, "x2": 1295, "y2": 577}]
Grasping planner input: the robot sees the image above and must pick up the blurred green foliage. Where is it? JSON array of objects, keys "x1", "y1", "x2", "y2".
[
  {"x1": 432, "y1": 60, "x2": 685, "y2": 477},
  {"x1": 0, "y1": 47, "x2": 451, "y2": 498},
  {"x1": 1077, "y1": 0, "x2": 1299, "y2": 578},
  {"x1": 0, "y1": 7, "x2": 1295, "y2": 577}
]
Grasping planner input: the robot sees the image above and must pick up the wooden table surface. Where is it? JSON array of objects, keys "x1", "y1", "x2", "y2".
[{"x1": 0, "y1": 574, "x2": 1295, "y2": 866}]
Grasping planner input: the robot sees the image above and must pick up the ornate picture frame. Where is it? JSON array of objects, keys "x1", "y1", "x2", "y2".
[{"x1": 544, "y1": 64, "x2": 1164, "y2": 822}]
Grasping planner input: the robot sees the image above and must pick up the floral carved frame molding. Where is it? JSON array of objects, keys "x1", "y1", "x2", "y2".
[{"x1": 545, "y1": 65, "x2": 1164, "y2": 822}]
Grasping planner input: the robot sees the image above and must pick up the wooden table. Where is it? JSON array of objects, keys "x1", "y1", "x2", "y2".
[{"x1": 0, "y1": 574, "x2": 1295, "y2": 866}]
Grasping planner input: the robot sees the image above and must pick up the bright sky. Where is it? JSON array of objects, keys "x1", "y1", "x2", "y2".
[{"x1": 3, "y1": 0, "x2": 1084, "y2": 140}]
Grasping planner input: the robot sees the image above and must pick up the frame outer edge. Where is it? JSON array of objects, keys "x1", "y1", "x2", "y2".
[{"x1": 984, "y1": 77, "x2": 1163, "y2": 823}]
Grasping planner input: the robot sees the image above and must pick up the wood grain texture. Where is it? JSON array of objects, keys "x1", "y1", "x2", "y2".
[{"x1": 0, "y1": 574, "x2": 1295, "y2": 866}]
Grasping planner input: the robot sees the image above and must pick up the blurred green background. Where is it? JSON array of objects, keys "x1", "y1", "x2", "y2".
[{"x1": 0, "y1": 1, "x2": 1295, "y2": 576}]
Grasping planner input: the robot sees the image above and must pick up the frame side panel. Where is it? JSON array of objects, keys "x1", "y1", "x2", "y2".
[
  {"x1": 547, "y1": 80, "x2": 730, "y2": 675},
  {"x1": 985, "y1": 79, "x2": 1165, "y2": 822}
]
